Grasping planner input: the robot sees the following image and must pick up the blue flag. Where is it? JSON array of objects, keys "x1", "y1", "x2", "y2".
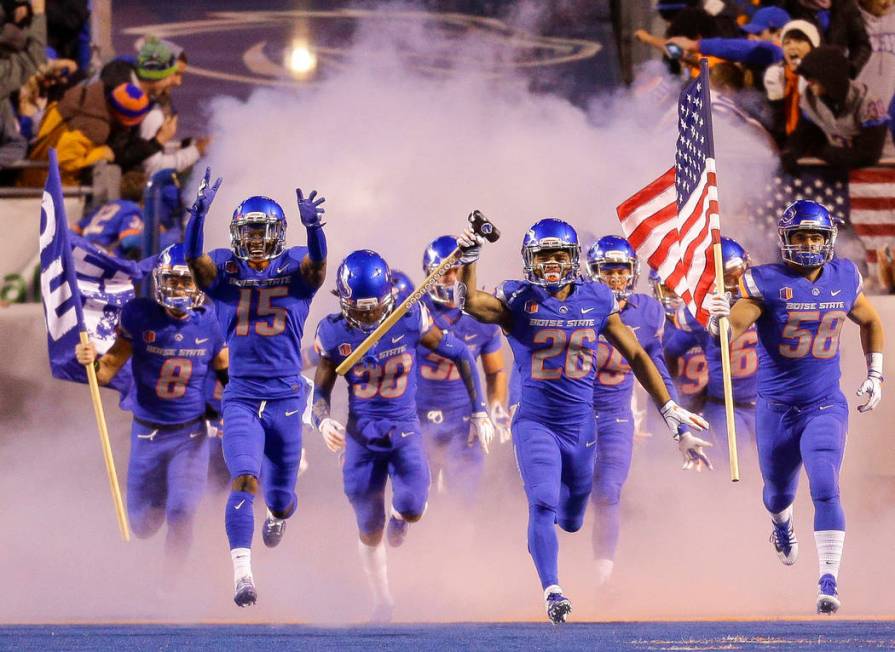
[{"x1": 39, "y1": 149, "x2": 151, "y2": 400}]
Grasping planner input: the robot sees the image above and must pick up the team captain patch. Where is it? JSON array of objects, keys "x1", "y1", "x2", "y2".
[
  {"x1": 524, "y1": 301, "x2": 539, "y2": 314},
  {"x1": 339, "y1": 343, "x2": 352, "y2": 356},
  {"x1": 779, "y1": 287, "x2": 793, "y2": 300}
]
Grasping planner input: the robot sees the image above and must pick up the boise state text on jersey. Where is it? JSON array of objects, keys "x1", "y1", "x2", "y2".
[
  {"x1": 118, "y1": 298, "x2": 225, "y2": 425},
  {"x1": 205, "y1": 247, "x2": 317, "y2": 397},
  {"x1": 741, "y1": 258, "x2": 861, "y2": 405},
  {"x1": 416, "y1": 295, "x2": 501, "y2": 412},
  {"x1": 593, "y1": 293, "x2": 671, "y2": 410},
  {"x1": 316, "y1": 303, "x2": 432, "y2": 439},
  {"x1": 498, "y1": 279, "x2": 617, "y2": 429}
]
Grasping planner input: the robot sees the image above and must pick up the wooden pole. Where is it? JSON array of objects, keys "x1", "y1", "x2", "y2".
[{"x1": 712, "y1": 244, "x2": 740, "y2": 482}]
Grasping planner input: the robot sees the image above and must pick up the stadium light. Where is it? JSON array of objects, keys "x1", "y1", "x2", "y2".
[{"x1": 287, "y1": 39, "x2": 317, "y2": 78}]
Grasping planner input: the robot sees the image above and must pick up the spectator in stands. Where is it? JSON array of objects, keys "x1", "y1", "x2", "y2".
[
  {"x1": 72, "y1": 169, "x2": 146, "y2": 259},
  {"x1": 782, "y1": 0, "x2": 872, "y2": 76},
  {"x1": 45, "y1": 0, "x2": 90, "y2": 75},
  {"x1": 636, "y1": 8, "x2": 724, "y2": 77},
  {"x1": 710, "y1": 61, "x2": 779, "y2": 150},
  {"x1": 765, "y1": 19, "x2": 822, "y2": 144},
  {"x1": 0, "y1": 95, "x2": 26, "y2": 169},
  {"x1": 0, "y1": 0, "x2": 46, "y2": 99},
  {"x1": 856, "y1": 0, "x2": 895, "y2": 155},
  {"x1": 781, "y1": 45, "x2": 889, "y2": 171},
  {"x1": 16, "y1": 57, "x2": 77, "y2": 141},
  {"x1": 100, "y1": 36, "x2": 179, "y2": 102},
  {"x1": 22, "y1": 81, "x2": 151, "y2": 185}
]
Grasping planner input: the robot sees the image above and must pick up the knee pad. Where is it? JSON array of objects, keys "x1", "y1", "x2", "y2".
[{"x1": 265, "y1": 488, "x2": 297, "y2": 518}]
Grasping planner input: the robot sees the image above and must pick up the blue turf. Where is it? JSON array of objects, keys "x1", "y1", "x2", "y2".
[{"x1": 2, "y1": 622, "x2": 894, "y2": 651}]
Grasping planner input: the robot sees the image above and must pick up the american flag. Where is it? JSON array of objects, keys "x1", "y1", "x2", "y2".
[
  {"x1": 617, "y1": 60, "x2": 720, "y2": 325},
  {"x1": 749, "y1": 165, "x2": 895, "y2": 272}
]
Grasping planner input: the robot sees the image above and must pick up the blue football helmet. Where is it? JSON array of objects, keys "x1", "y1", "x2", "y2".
[
  {"x1": 778, "y1": 200, "x2": 837, "y2": 268},
  {"x1": 522, "y1": 218, "x2": 580, "y2": 289},
  {"x1": 153, "y1": 243, "x2": 202, "y2": 312},
  {"x1": 391, "y1": 269, "x2": 415, "y2": 304},
  {"x1": 422, "y1": 235, "x2": 463, "y2": 307},
  {"x1": 720, "y1": 236, "x2": 750, "y2": 296},
  {"x1": 337, "y1": 250, "x2": 394, "y2": 332},
  {"x1": 586, "y1": 235, "x2": 640, "y2": 300},
  {"x1": 648, "y1": 269, "x2": 682, "y2": 317},
  {"x1": 230, "y1": 196, "x2": 287, "y2": 261}
]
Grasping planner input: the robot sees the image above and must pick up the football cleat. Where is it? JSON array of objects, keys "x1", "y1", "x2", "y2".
[
  {"x1": 816, "y1": 573, "x2": 840, "y2": 614},
  {"x1": 262, "y1": 514, "x2": 286, "y2": 548},
  {"x1": 770, "y1": 518, "x2": 799, "y2": 565},
  {"x1": 386, "y1": 516, "x2": 408, "y2": 548},
  {"x1": 234, "y1": 576, "x2": 257, "y2": 607},
  {"x1": 545, "y1": 590, "x2": 572, "y2": 624}
]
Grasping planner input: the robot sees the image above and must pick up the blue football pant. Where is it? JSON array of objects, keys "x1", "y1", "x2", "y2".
[
  {"x1": 420, "y1": 408, "x2": 483, "y2": 503},
  {"x1": 513, "y1": 415, "x2": 597, "y2": 590},
  {"x1": 591, "y1": 407, "x2": 635, "y2": 561},
  {"x1": 343, "y1": 430, "x2": 430, "y2": 537},
  {"x1": 755, "y1": 393, "x2": 848, "y2": 531},
  {"x1": 222, "y1": 396, "x2": 304, "y2": 550},
  {"x1": 206, "y1": 421, "x2": 230, "y2": 493},
  {"x1": 127, "y1": 419, "x2": 209, "y2": 557},
  {"x1": 702, "y1": 399, "x2": 756, "y2": 456}
]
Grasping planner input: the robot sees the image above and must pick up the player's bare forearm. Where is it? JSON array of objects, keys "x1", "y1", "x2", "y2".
[
  {"x1": 460, "y1": 262, "x2": 511, "y2": 328},
  {"x1": 728, "y1": 297, "x2": 763, "y2": 340},
  {"x1": 188, "y1": 254, "x2": 217, "y2": 289},
  {"x1": 604, "y1": 314, "x2": 671, "y2": 406},
  {"x1": 849, "y1": 293, "x2": 885, "y2": 354},
  {"x1": 312, "y1": 356, "x2": 338, "y2": 424},
  {"x1": 212, "y1": 348, "x2": 229, "y2": 370},
  {"x1": 482, "y1": 350, "x2": 507, "y2": 405},
  {"x1": 95, "y1": 337, "x2": 132, "y2": 385},
  {"x1": 301, "y1": 257, "x2": 326, "y2": 290}
]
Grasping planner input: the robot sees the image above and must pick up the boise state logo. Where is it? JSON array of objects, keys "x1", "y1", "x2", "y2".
[
  {"x1": 779, "y1": 287, "x2": 793, "y2": 301},
  {"x1": 339, "y1": 343, "x2": 352, "y2": 356},
  {"x1": 524, "y1": 301, "x2": 538, "y2": 314},
  {"x1": 225, "y1": 260, "x2": 238, "y2": 274},
  {"x1": 143, "y1": 330, "x2": 156, "y2": 343}
]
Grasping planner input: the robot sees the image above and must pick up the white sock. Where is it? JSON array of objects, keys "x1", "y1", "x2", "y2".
[
  {"x1": 267, "y1": 508, "x2": 285, "y2": 525},
  {"x1": 770, "y1": 505, "x2": 793, "y2": 525},
  {"x1": 231, "y1": 547, "x2": 252, "y2": 584},
  {"x1": 544, "y1": 584, "x2": 563, "y2": 600},
  {"x1": 595, "y1": 559, "x2": 614, "y2": 586},
  {"x1": 358, "y1": 540, "x2": 393, "y2": 606},
  {"x1": 814, "y1": 530, "x2": 845, "y2": 580}
]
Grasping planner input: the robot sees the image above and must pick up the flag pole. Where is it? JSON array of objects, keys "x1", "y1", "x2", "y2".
[
  {"x1": 699, "y1": 59, "x2": 739, "y2": 482},
  {"x1": 45, "y1": 148, "x2": 130, "y2": 540}
]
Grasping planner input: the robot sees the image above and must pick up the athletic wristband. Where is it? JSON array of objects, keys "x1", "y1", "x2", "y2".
[
  {"x1": 867, "y1": 352, "x2": 884, "y2": 380},
  {"x1": 306, "y1": 224, "x2": 327, "y2": 263}
]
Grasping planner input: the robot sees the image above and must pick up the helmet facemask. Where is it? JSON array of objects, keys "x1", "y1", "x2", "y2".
[
  {"x1": 523, "y1": 243, "x2": 579, "y2": 289},
  {"x1": 230, "y1": 216, "x2": 286, "y2": 262},
  {"x1": 340, "y1": 293, "x2": 394, "y2": 333},
  {"x1": 778, "y1": 226, "x2": 835, "y2": 268},
  {"x1": 591, "y1": 260, "x2": 638, "y2": 301},
  {"x1": 153, "y1": 265, "x2": 202, "y2": 314}
]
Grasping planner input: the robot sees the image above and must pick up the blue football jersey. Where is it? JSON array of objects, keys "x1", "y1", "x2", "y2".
[
  {"x1": 316, "y1": 303, "x2": 432, "y2": 425},
  {"x1": 740, "y1": 259, "x2": 861, "y2": 405},
  {"x1": 593, "y1": 293, "x2": 672, "y2": 410},
  {"x1": 75, "y1": 200, "x2": 143, "y2": 256},
  {"x1": 676, "y1": 304, "x2": 758, "y2": 403},
  {"x1": 661, "y1": 320, "x2": 708, "y2": 411},
  {"x1": 204, "y1": 247, "x2": 317, "y2": 399},
  {"x1": 118, "y1": 298, "x2": 225, "y2": 424},
  {"x1": 416, "y1": 296, "x2": 502, "y2": 412},
  {"x1": 497, "y1": 279, "x2": 617, "y2": 428}
]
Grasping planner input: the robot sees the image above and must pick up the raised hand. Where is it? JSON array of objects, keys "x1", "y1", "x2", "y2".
[
  {"x1": 296, "y1": 188, "x2": 326, "y2": 228},
  {"x1": 191, "y1": 167, "x2": 222, "y2": 218},
  {"x1": 457, "y1": 225, "x2": 485, "y2": 265}
]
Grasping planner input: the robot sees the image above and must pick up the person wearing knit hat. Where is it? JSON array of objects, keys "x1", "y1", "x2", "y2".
[
  {"x1": 108, "y1": 82, "x2": 151, "y2": 126},
  {"x1": 780, "y1": 45, "x2": 889, "y2": 171},
  {"x1": 136, "y1": 36, "x2": 178, "y2": 82}
]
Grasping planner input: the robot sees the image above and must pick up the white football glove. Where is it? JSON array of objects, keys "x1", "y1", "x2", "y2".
[
  {"x1": 468, "y1": 411, "x2": 494, "y2": 454},
  {"x1": 490, "y1": 402, "x2": 512, "y2": 444},
  {"x1": 678, "y1": 432, "x2": 714, "y2": 472},
  {"x1": 660, "y1": 400, "x2": 709, "y2": 433},
  {"x1": 319, "y1": 417, "x2": 346, "y2": 453},
  {"x1": 706, "y1": 292, "x2": 731, "y2": 336},
  {"x1": 857, "y1": 352, "x2": 884, "y2": 413},
  {"x1": 457, "y1": 225, "x2": 485, "y2": 265}
]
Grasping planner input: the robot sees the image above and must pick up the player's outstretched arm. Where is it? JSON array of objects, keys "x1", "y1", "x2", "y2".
[
  {"x1": 74, "y1": 337, "x2": 132, "y2": 386},
  {"x1": 605, "y1": 313, "x2": 712, "y2": 470},
  {"x1": 297, "y1": 188, "x2": 327, "y2": 290},
  {"x1": 311, "y1": 355, "x2": 345, "y2": 452},
  {"x1": 848, "y1": 292, "x2": 885, "y2": 413},
  {"x1": 421, "y1": 324, "x2": 494, "y2": 453},
  {"x1": 184, "y1": 167, "x2": 222, "y2": 289},
  {"x1": 456, "y1": 227, "x2": 512, "y2": 329}
]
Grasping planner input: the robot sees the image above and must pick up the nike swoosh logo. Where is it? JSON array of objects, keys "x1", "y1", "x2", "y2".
[
  {"x1": 585, "y1": 440, "x2": 596, "y2": 448},
  {"x1": 392, "y1": 335, "x2": 405, "y2": 343},
  {"x1": 285, "y1": 409, "x2": 300, "y2": 416},
  {"x1": 464, "y1": 334, "x2": 477, "y2": 341},
  {"x1": 189, "y1": 431, "x2": 202, "y2": 439},
  {"x1": 234, "y1": 499, "x2": 246, "y2": 510},
  {"x1": 831, "y1": 290, "x2": 841, "y2": 296},
  {"x1": 195, "y1": 337, "x2": 209, "y2": 344},
  {"x1": 581, "y1": 307, "x2": 595, "y2": 314},
  {"x1": 276, "y1": 266, "x2": 289, "y2": 274},
  {"x1": 615, "y1": 418, "x2": 629, "y2": 423},
  {"x1": 630, "y1": 326, "x2": 640, "y2": 332},
  {"x1": 400, "y1": 431, "x2": 414, "y2": 438},
  {"x1": 819, "y1": 405, "x2": 833, "y2": 410},
  {"x1": 137, "y1": 430, "x2": 158, "y2": 440}
]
